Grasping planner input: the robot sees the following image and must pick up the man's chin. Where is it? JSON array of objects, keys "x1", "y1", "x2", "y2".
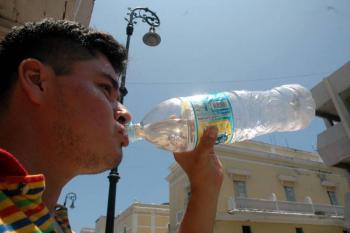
[
  {"x1": 87, "y1": 150, "x2": 123, "y2": 174},
  {"x1": 109, "y1": 149, "x2": 123, "y2": 169},
  {"x1": 112, "y1": 153, "x2": 123, "y2": 168}
]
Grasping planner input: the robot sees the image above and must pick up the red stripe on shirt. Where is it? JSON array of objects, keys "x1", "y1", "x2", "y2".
[
  {"x1": 24, "y1": 203, "x2": 45, "y2": 216},
  {"x1": 0, "y1": 205, "x2": 19, "y2": 218}
]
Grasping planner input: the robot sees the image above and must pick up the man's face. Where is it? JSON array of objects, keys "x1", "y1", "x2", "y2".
[{"x1": 46, "y1": 54, "x2": 131, "y2": 174}]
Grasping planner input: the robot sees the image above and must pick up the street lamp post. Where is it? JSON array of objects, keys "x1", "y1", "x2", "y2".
[
  {"x1": 119, "y1": 7, "x2": 161, "y2": 103},
  {"x1": 63, "y1": 192, "x2": 77, "y2": 209},
  {"x1": 105, "y1": 7, "x2": 161, "y2": 233}
]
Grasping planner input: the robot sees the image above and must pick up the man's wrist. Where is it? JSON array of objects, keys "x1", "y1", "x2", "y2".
[{"x1": 190, "y1": 182, "x2": 222, "y2": 198}]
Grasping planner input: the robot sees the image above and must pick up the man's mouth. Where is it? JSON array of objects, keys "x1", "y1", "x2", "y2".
[{"x1": 121, "y1": 134, "x2": 129, "y2": 147}]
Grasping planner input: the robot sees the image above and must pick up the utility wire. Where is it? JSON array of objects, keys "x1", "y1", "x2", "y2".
[{"x1": 126, "y1": 70, "x2": 332, "y2": 85}]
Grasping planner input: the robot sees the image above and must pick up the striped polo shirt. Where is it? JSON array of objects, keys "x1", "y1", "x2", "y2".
[{"x1": 0, "y1": 148, "x2": 72, "y2": 233}]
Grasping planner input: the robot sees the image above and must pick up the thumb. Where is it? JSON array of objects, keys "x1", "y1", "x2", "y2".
[{"x1": 196, "y1": 126, "x2": 218, "y2": 152}]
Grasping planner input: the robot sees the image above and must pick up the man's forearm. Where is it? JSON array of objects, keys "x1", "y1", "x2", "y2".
[
  {"x1": 174, "y1": 127, "x2": 223, "y2": 233},
  {"x1": 178, "y1": 189, "x2": 220, "y2": 233}
]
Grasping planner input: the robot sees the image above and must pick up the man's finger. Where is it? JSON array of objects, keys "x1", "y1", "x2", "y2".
[{"x1": 196, "y1": 126, "x2": 218, "y2": 152}]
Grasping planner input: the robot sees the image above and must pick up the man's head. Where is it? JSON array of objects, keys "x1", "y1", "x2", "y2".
[
  {"x1": 0, "y1": 19, "x2": 131, "y2": 175},
  {"x1": 0, "y1": 18, "x2": 126, "y2": 112}
]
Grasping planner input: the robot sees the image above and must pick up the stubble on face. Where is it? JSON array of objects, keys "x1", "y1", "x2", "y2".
[
  {"x1": 51, "y1": 90, "x2": 120, "y2": 175},
  {"x1": 48, "y1": 60, "x2": 122, "y2": 175}
]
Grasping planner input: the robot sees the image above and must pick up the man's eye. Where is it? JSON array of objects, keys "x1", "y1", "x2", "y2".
[{"x1": 100, "y1": 84, "x2": 112, "y2": 95}]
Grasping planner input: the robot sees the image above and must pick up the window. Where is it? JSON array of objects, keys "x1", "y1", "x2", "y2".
[
  {"x1": 242, "y1": 225, "x2": 252, "y2": 233},
  {"x1": 296, "y1": 227, "x2": 304, "y2": 233},
  {"x1": 327, "y1": 191, "x2": 338, "y2": 205},
  {"x1": 234, "y1": 181, "x2": 247, "y2": 198},
  {"x1": 284, "y1": 186, "x2": 296, "y2": 202}
]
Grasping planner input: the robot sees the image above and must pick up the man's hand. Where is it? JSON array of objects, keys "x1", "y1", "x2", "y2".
[
  {"x1": 174, "y1": 126, "x2": 223, "y2": 193},
  {"x1": 174, "y1": 126, "x2": 224, "y2": 233}
]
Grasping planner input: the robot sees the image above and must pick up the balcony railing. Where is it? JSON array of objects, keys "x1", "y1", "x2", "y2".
[{"x1": 228, "y1": 197, "x2": 344, "y2": 217}]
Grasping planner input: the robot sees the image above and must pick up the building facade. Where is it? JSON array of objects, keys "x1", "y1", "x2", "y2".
[
  {"x1": 80, "y1": 227, "x2": 95, "y2": 233},
  {"x1": 95, "y1": 203, "x2": 169, "y2": 233},
  {"x1": 167, "y1": 141, "x2": 350, "y2": 233},
  {"x1": 312, "y1": 61, "x2": 350, "y2": 169},
  {"x1": 311, "y1": 61, "x2": 350, "y2": 230},
  {"x1": 0, "y1": 0, "x2": 94, "y2": 40}
]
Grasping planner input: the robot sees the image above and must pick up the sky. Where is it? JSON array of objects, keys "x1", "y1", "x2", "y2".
[{"x1": 58, "y1": 0, "x2": 350, "y2": 231}]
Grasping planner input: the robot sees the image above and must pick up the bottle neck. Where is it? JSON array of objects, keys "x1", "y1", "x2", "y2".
[{"x1": 127, "y1": 123, "x2": 144, "y2": 142}]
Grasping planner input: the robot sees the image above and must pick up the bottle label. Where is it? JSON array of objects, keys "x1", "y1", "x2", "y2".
[{"x1": 182, "y1": 92, "x2": 234, "y2": 146}]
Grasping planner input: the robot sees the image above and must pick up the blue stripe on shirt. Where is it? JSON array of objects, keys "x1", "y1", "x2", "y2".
[
  {"x1": 34, "y1": 212, "x2": 52, "y2": 226},
  {"x1": 0, "y1": 218, "x2": 32, "y2": 232}
]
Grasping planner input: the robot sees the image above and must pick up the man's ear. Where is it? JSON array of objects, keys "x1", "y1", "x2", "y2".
[{"x1": 18, "y1": 58, "x2": 51, "y2": 104}]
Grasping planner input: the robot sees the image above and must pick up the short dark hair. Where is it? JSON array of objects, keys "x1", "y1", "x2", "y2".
[{"x1": 0, "y1": 18, "x2": 127, "y2": 110}]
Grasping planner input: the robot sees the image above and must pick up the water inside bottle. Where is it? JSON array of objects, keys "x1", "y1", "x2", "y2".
[{"x1": 141, "y1": 118, "x2": 196, "y2": 152}]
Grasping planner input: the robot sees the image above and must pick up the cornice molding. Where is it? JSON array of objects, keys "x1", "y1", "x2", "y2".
[{"x1": 216, "y1": 211, "x2": 344, "y2": 226}]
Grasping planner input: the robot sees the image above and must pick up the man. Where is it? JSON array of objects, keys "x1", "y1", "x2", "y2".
[{"x1": 0, "y1": 19, "x2": 223, "y2": 233}]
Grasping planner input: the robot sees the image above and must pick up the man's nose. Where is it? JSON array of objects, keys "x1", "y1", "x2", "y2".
[{"x1": 114, "y1": 103, "x2": 132, "y2": 125}]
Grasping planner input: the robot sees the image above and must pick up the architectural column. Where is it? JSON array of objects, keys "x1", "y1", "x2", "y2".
[
  {"x1": 132, "y1": 213, "x2": 138, "y2": 233},
  {"x1": 151, "y1": 211, "x2": 156, "y2": 233}
]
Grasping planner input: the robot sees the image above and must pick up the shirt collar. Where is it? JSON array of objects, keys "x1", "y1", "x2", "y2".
[
  {"x1": 0, "y1": 148, "x2": 71, "y2": 232},
  {"x1": 0, "y1": 148, "x2": 46, "y2": 201},
  {"x1": 0, "y1": 148, "x2": 28, "y2": 176}
]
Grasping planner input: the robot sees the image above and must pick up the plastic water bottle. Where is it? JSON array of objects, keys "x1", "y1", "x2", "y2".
[{"x1": 127, "y1": 84, "x2": 315, "y2": 152}]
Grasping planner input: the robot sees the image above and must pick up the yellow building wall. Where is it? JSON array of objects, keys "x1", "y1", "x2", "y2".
[
  {"x1": 137, "y1": 212, "x2": 169, "y2": 233},
  {"x1": 97, "y1": 203, "x2": 169, "y2": 233},
  {"x1": 125, "y1": 214, "x2": 132, "y2": 229},
  {"x1": 215, "y1": 221, "x2": 344, "y2": 233},
  {"x1": 137, "y1": 227, "x2": 151, "y2": 233},
  {"x1": 169, "y1": 174, "x2": 188, "y2": 228},
  {"x1": 138, "y1": 214, "x2": 151, "y2": 226},
  {"x1": 155, "y1": 228, "x2": 168, "y2": 233},
  {"x1": 216, "y1": 151, "x2": 349, "y2": 213},
  {"x1": 156, "y1": 215, "x2": 169, "y2": 226},
  {"x1": 168, "y1": 143, "x2": 350, "y2": 233},
  {"x1": 116, "y1": 212, "x2": 132, "y2": 233}
]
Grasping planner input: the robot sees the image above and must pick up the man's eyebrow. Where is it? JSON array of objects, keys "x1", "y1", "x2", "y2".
[{"x1": 99, "y1": 71, "x2": 120, "y2": 90}]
